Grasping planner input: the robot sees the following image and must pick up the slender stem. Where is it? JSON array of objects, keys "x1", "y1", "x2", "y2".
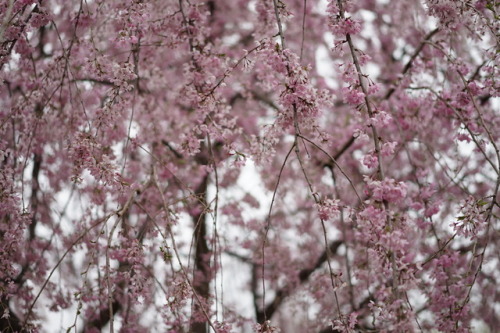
[
  {"x1": 272, "y1": 0, "x2": 286, "y2": 49},
  {"x1": 337, "y1": 0, "x2": 399, "y2": 302},
  {"x1": 300, "y1": 0, "x2": 307, "y2": 61},
  {"x1": 262, "y1": 143, "x2": 295, "y2": 320}
]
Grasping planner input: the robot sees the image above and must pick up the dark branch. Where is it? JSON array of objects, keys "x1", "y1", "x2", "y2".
[
  {"x1": 384, "y1": 28, "x2": 439, "y2": 100},
  {"x1": 0, "y1": 298, "x2": 22, "y2": 333},
  {"x1": 84, "y1": 300, "x2": 122, "y2": 331},
  {"x1": 189, "y1": 174, "x2": 211, "y2": 333},
  {"x1": 29, "y1": 153, "x2": 42, "y2": 240},
  {"x1": 256, "y1": 240, "x2": 343, "y2": 323},
  {"x1": 323, "y1": 136, "x2": 356, "y2": 170}
]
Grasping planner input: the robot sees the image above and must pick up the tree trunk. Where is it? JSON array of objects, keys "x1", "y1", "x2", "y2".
[{"x1": 189, "y1": 175, "x2": 211, "y2": 333}]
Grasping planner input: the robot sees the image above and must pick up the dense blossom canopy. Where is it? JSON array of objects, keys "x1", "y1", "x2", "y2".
[{"x1": 0, "y1": 0, "x2": 499, "y2": 332}]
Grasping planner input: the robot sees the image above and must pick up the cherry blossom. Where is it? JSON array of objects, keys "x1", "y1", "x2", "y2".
[{"x1": 0, "y1": 0, "x2": 498, "y2": 332}]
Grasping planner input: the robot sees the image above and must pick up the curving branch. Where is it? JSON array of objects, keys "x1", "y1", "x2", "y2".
[
  {"x1": 256, "y1": 240, "x2": 343, "y2": 323},
  {"x1": 384, "y1": 28, "x2": 439, "y2": 100}
]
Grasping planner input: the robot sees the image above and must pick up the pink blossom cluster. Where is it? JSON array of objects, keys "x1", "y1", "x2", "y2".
[
  {"x1": 428, "y1": 252, "x2": 473, "y2": 332},
  {"x1": 364, "y1": 176, "x2": 408, "y2": 203},
  {"x1": 254, "y1": 320, "x2": 280, "y2": 333},
  {"x1": 256, "y1": 40, "x2": 323, "y2": 129},
  {"x1": 452, "y1": 196, "x2": 488, "y2": 239},
  {"x1": 0, "y1": 0, "x2": 498, "y2": 332},
  {"x1": 316, "y1": 198, "x2": 340, "y2": 221}
]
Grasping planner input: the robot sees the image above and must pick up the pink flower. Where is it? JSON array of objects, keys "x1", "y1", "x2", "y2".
[
  {"x1": 452, "y1": 197, "x2": 487, "y2": 238},
  {"x1": 362, "y1": 153, "x2": 378, "y2": 169},
  {"x1": 381, "y1": 142, "x2": 397, "y2": 157},
  {"x1": 316, "y1": 198, "x2": 340, "y2": 221},
  {"x1": 331, "y1": 18, "x2": 362, "y2": 36},
  {"x1": 365, "y1": 176, "x2": 407, "y2": 203},
  {"x1": 342, "y1": 87, "x2": 365, "y2": 105},
  {"x1": 254, "y1": 321, "x2": 280, "y2": 333}
]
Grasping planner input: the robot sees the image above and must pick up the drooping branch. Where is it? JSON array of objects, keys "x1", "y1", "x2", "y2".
[
  {"x1": 0, "y1": 4, "x2": 40, "y2": 71},
  {"x1": 384, "y1": 28, "x2": 439, "y2": 100},
  {"x1": 256, "y1": 240, "x2": 343, "y2": 323}
]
